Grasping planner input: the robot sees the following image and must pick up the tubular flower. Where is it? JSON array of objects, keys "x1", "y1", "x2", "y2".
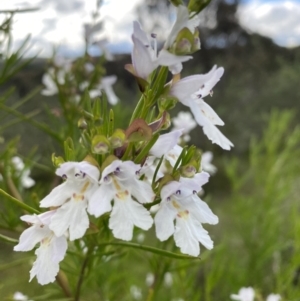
[
  {"x1": 130, "y1": 21, "x2": 192, "y2": 80},
  {"x1": 14, "y1": 211, "x2": 68, "y2": 285},
  {"x1": 40, "y1": 161, "x2": 100, "y2": 241},
  {"x1": 170, "y1": 65, "x2": 233, "y2": 150},
  {"x1": 88, "y1": 160, "x2": 154, "y2": 241},
  {"x1": 154, "y1": 172, "x2": 218, "y2": 256}
]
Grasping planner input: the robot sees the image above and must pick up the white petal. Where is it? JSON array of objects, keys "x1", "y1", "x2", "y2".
[
  {"x1": 51, "y1": 235, "x2": 68, "y2": 262},
  {"x1": 202, "y1": 123, "x2": 234, "y2": 150},
  {"x1": 156, "y1": 49, "x2": 192, "y2": 69},
  {"x1": 160, "y1": 181, "x2": 181, "y2": 201},
  {"x1": 150, "y1": 129, "x2": 183, "y2": 157},
  {"x1": 180, "y1": 172, "x2": 210, "y2": 192},
  {"x1": 39, "y1": 182, "x2": 72, "y2": 208},
  {"x1": 154, "y1": 202, "x2": 176, "y2": 241},
  {"x1": 188, "y1": 98, "x2": 224, "y2": 126},
  {"x1": 109, "y1": 197, "x2": 153, "y2": 241},
  {"x1": 174, "y1": 217, "x2": 200, "y2": 256},
  {"x1": 131, "y1": 179, "x2": 155, "y2": 203},
  {"x1": 133, "y1": 21, "x2": 149, "y2": 45},
  {"x1": 189, "y1": 195, "x2": 219, "y2": 225},
  {"x1": 165, "y1": 5, "x2": 190, "y2": 49},
  {"x1": 30, "y1": 241, "x2": 60, "y2": 285},
  {"x1": 100, "y1": 76, "x2": 119, "y2": 105},
  {"x1": 170, "y1": 66, "x2": 223, "y2": 105},
  {"x1": 88, "y1": 185, "x2": 113, "y2": 217},
  {"x1": 49, "y1": 199, "x2": 89, "y2": 241},
  {"x1": 132, "y1": 35, "x2": 156, "y2": 80},
  {"x1": 266, "y1": 294, "x2": 281, "y2": 301},
  {"x1": 21, "y1": 175, "x2": 35, "y2": 188},
  {"x1": 14, "y1": 225, "x2": 51, "y2": 252}
]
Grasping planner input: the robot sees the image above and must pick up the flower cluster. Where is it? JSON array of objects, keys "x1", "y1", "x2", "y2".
[{"x1": 14, "y1": 4, "x2": 230, "y2": 286}]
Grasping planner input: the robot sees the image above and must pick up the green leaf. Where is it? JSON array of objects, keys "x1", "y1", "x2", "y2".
[
  {"x1": 134, "y1": 133, "x2": 159, "y2": 164},
  {"x1": 0, "y1": 233, "x2": 18, "y2": 244},
  {"x1": 0, "y1": 189, "x2": 40, "y2": 214},
  {"x1": 98, "y1": 241, "x2": 198, "y2": 260}
]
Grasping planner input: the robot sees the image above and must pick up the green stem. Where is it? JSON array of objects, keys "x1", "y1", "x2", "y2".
[
  {"x1": 0, "y1": 233, "x2": 18, "y2": 244},
  {"x1": 98, "y1": 241, "x2": 197, "y2": 260},
  {"x1": 130, "y1": 95, "x2": 145, "y2": 124},
  {"x1": 0, "y1": 189, "x2": 40, "y2": 214},
  {"x1": 74, "y1": 245, "x2": 95, "y2": 301}
]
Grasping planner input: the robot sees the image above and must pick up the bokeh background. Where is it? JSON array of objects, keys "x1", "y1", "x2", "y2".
[{"x1": 0, "y1": 0, "x2": 300, "y2": 300}]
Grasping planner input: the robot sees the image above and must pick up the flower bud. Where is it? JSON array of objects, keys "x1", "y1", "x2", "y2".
[
  {"x1": 109, "y1": 129, "x2": 126, "y2": 148},
  {"x1": 171, "y1": 28, "x2": 195, "y2": 55},
  {"x1": 188, "y1": 0, "x2": 211, "y2": 14},
  {"x1": 92, "y1": 135, "x2": 110, "y2": 154},
  {"x1": 180, "y1": 164, "x2": 197, "y2": 177},
  {"x1": 169, "y1": 0, "x2": 184, "y2": 6},
  {"x1": 158, "y1": 95, "x2": 178, "y2": 112},
  {"x1": 52, "y1": 153, "x2": 65, "y2": 167},
  {"x1": 78, "y1": 117, "x2": 88, "y2": 130}
]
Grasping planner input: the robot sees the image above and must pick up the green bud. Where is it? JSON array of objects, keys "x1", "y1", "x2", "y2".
[
  {"x1": 109, "y1": 129, "x2": 126, "y2": 148},
  {"x1": 188, "y1": 0, "x2": 211, "y2": 14},
  {"x1": 169, "y1": 0, "x2": 184, "y2": 6},
  {"x1": 52, "y1": 153, "x2": 65, "y2": 167},
  {"x1": 78, "y1": 117, "x2": 88, "y2": 130},
  {"x1": 180, "y1": 164, "x2": 197, "y2": 177},
  {"x1": 158, "y1": 95, "x2": 178, "y2": 112},
  {"x1": 92, "y1": 135, "x2": 110, "y2": 154},
  {"x1": 171, "y1": 27, "x2": 194, "y2": 55}
]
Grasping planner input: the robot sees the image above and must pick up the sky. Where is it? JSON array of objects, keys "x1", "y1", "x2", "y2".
[{"x1": 1, "y1": 0, "x2": 300, "y2": 58}]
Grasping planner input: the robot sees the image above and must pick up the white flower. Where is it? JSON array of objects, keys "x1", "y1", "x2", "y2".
[
  {"x1": 14, "y1": 211, "x2": 68, "y2": 285},
  {"x1": 164, "y1": 5, "x2": 200, "y2": 50},
  {"x1": 172, "y1": 111, "x2": 196, "y2": 142},
  {"x1": 154, "y1": 173, "x2": 218, "y2": 256},
  {"x1": 130, "y1": 285, "x2": 142, "y2": 300},
  {"x1": 131, "y1": 21, "x2": 192, "y2": 80},
  {"x1": 201, "y1": 151, "x2": 217, "y2": 175},
  {"x1": 40, "y1": 161, "x2": 100, "y2": 241},
  {"x1": 93, "y1": 37, "x2": 114, "y2": 61},
  {"x1": 170, "y1": 65, "x2": 233, "y2": 150},
  {"x1": 266, "y1": 294, "x2": 281, "y2": 301},
  {"x1": 164, "y1": 272, "x2": 173, "y2": 287},
  {"x1": 89, "y1": 75, "x2": 119, "y2": 105},
  {"x1": 41, "y1": 68, "x2": 65, "y2": 96},
  {"x1": 230, "y1": 287, "x2": 255, "y2": 301},
  {"x1": 13, "y1": 292, "x2": 33, "y2": 301},
  {"x1": 145, "y1": 273, "x2": 155, "y2": 287},
  {"x1": 88, "y1": 160, "x2": 154, "y2": 241},
  {"x1": 11, "y1": 156, "x2": 35, "y2": 188}
]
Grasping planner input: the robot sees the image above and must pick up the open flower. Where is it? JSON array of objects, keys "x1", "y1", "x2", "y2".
[
  {"x1": 201, "y1": 151, "x2": 217, "y2": 175},
  {"x1": 170, "y1": 65, "x2": 233, "y2": 150},
  {"x1": 89, "y1": 75, "x2": 119, "y2": 105},
  {"x1": 130, "y1": 21, "x2": 192, "y2": 80},
  {"x1": 266, "y1": 294, "x2": 281, "y2": 301},
  {"x1": 154, "y1": 173, "x2": 218, "y2": 256},
  {"x1": 40, "y1": 161, "x2": 100, "y2": 241},
  {"x1": 88, "y1": 160, "x2": 154, "y2": 241},
  {"x1": 14, "y1": 211, "x2": 68, "y2": 285},
  {"x1": 11, "y1": 156, "x2": 35, "y2": 188},
  {"x1": 13, "y1": 292, "x2": 33, "y2": 301},
  {"x1": 230, "y1": 287, "x2": 255, "y2": 301},
  {"x1": 172, "y1": 111, "x2": 196, "y2": 142}
]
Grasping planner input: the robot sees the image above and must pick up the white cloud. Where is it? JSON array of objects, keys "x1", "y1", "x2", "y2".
[
  {"x1": 0, "y1": 0, "x2": 143, "y2": 57},
  {"x1": 237, "y1": 0, "x2": 300, "y2": 47}
]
